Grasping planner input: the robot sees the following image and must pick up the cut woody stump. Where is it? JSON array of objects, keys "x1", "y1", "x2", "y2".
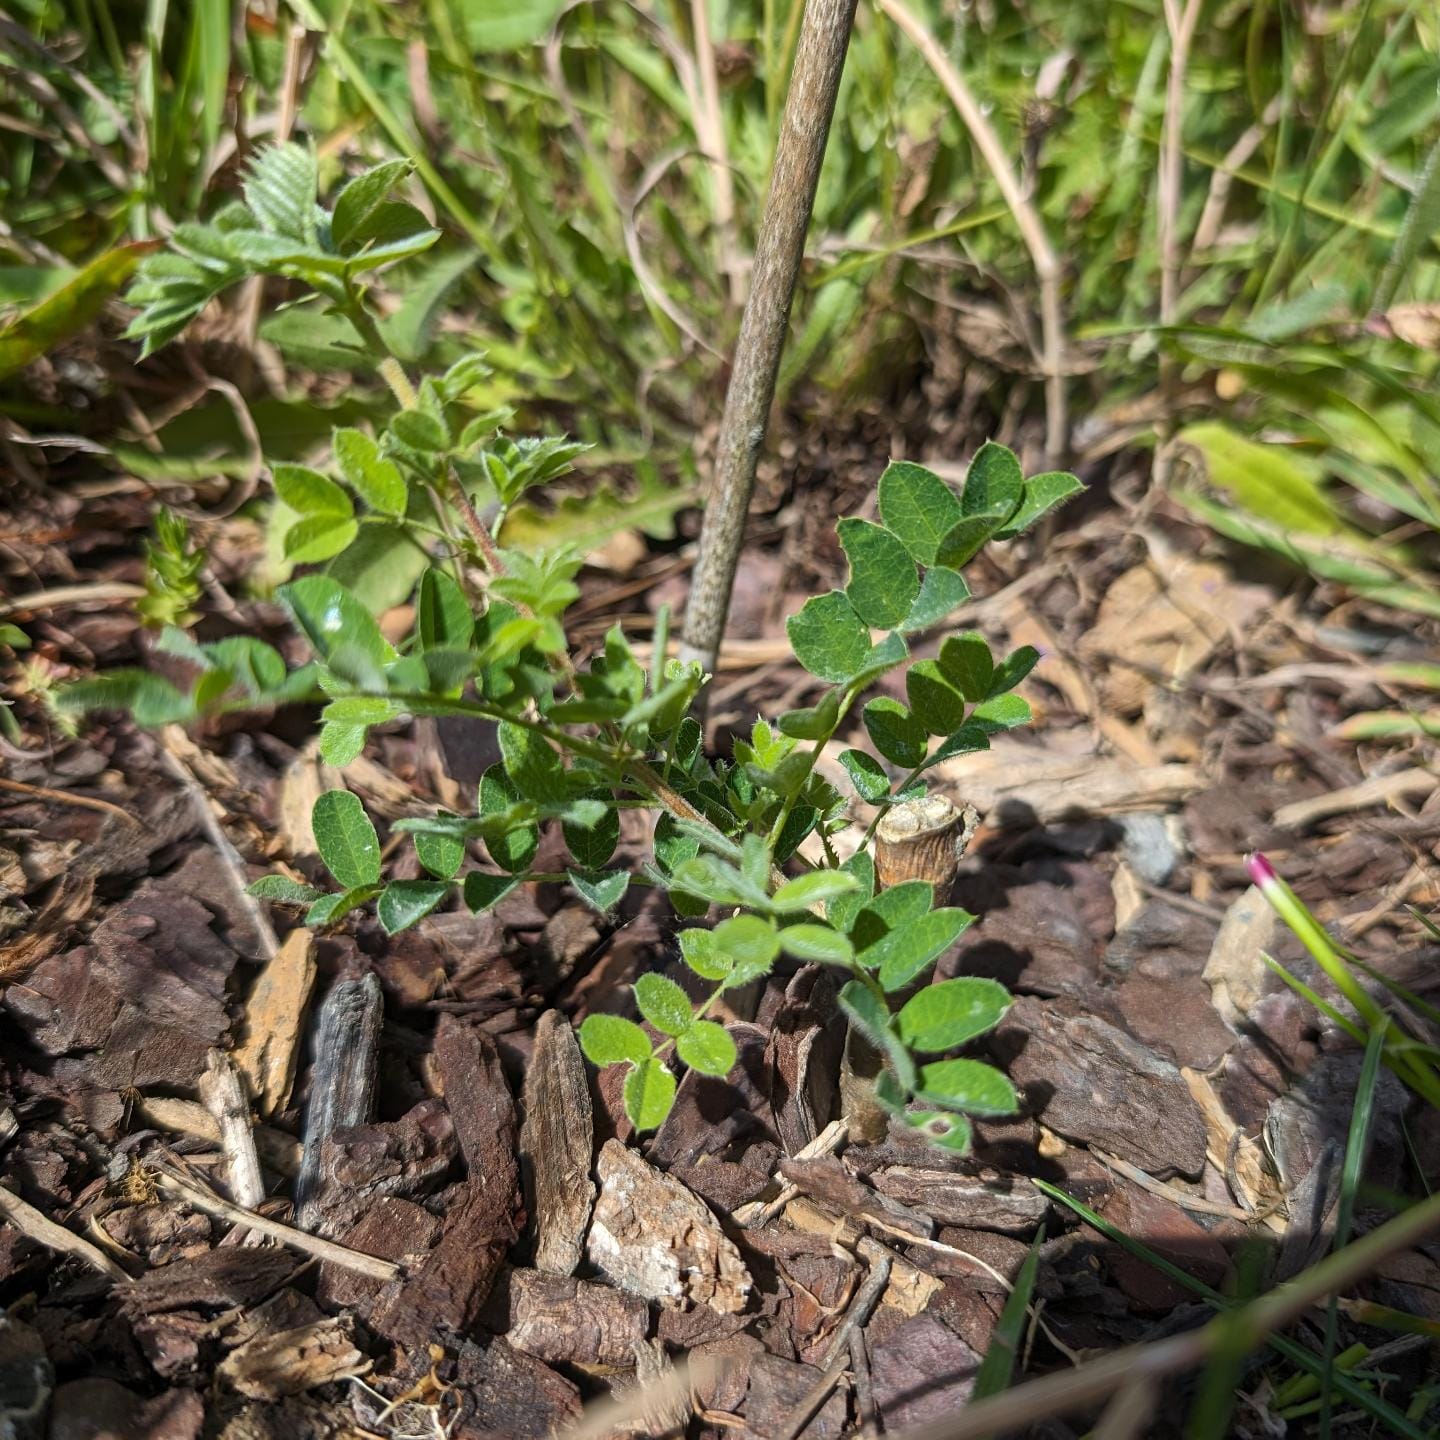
[{"x1": 841, "y1": 795, "x2": 979, "y2": 1143}]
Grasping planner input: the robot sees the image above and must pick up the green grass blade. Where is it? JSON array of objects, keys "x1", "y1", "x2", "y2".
[{"x1": 970, "y1": 1225, "x2": 1044, "y2": 1402}]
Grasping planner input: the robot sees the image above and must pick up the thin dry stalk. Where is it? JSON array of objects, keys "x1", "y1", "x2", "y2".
[
  {"x1": 1158, "y1": 0, "x2": 1204, "y2": 340},
  {"x1": 0, "y1": 1184, "x2": 130, "y2": 1283},
  {"x1": 156, "y1": 733, "x2": 280, "y2": 962},
  {"x1": 680, "y1": 0, "x2": 859, "y2": 679},
  {"x1": 1191, "y1": 97, "x2": 1282, "y2": 255},
  {"x1": 875, "y1": 0, "x2": 1067, "y2": 463},
  {"x1": 152, "y1": 1169, "x2": 401, "y2": 1281},
  {"x1": 689, "y1": 0, "x2": 742, "y2": 304}
]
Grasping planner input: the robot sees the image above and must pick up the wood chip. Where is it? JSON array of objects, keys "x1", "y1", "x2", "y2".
[
  {"x1": 294, "y1": 973, "x2": 382, "y2": 1230},
  {"x1": 587, "y1": 1139, "x2": 751, "y2": 1313},
  {"x1": 199, "y1": 1049, "x2": 265, "y2": 1212},
  {"x1": 217, "y1": 1316, "x2": 369, "y2": 1399},
  {"x1": 501, "y1": 1269, "x2": 650, "y2": 1369},
  {"x1": 232, "y1": 928, "x2": 316, "y2": 1117},
  {"x1": 520, "y1": 1010, "x2": 596, "y2": 1277},
  {"x1": 1272, "y1": 767, "x2": 1436, "y2": 830},
  {"x1": 867, "y1": 1166, "x2": 1051, "y2": 1235}
]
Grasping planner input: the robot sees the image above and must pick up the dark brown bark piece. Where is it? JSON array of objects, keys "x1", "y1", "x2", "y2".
[
  {"x1": 5, "y1": 887, "x2": 238, "y2": 1089},
  {"x1": 779, "y1": 1156, "x2": 934, "y2": 1239},
  {"x1": 218, "y1": 1316, "x2": 368, "y2": 1399},
  {"x1": 48, "y1": 1380, "x2": 204, "y2": 1440},
  {"x1": 741, "y1": 1351, "x2": 848, "y2": 1439},
  {"x1": 869, "y1": 1311, "x2": 980, "y2": 1428},
  {"x1": 868, "y1": 1165, "x2": 1051, "y2": 1234},
  {"x1": 294, "y1": 973, "x2": 383, "y2": 1230},
  {"x1": 588, "y1": 1139, "x2": 751, "y2": 1313},
  {"x1": 448, "y1": 1337, "x2": 582, "y2": 1440},
  {"x1": 368, "y1": 1184, "x2": 511, "y2": 1351},
  {"x1": 498, "y1": 1269, "x2": 649, "y2": 1368},
  {"x1": 519, "y1": 1009, "x2": 595, "y2": 1276},
  {"x1": 998, "y1": 995, "x2": 1208, "y2": 1178},
  {"x1": 433, "y1": 1013, "x2": 521, "y2": 1212},
  {"x1": 122, "y1": 1247, "x2": 295, "y2": 1315},
  {"x1": 315, "y1": 1197, "x2": 440, "y2": 1315}
]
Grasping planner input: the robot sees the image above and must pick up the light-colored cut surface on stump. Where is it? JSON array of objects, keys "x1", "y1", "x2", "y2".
[
  {"x1": 587, "y1": 1139, "x2": 751, "y2": 1313},
  {"x1": 520, "y1": 1010, "x2": 596, "y2": 1277}
]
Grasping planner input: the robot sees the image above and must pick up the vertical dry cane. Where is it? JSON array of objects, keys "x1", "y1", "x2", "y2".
[{"x1": 679, "y1": 0, "x2": 860, "y2": 682}]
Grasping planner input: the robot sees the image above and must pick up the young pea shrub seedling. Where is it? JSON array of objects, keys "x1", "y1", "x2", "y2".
[{"x1": 64, "y1": 144, "x2": 1085, "y2": 1151}]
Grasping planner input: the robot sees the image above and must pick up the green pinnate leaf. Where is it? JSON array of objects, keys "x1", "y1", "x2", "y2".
[
  {"x1": 280, "y1": 574, "x2": 394, "y2": 670},
  {"x1": 678, "y1": 927, "x2": 731, "y2": 981},
  {"x1": 971, "y1": 693, "x2": 1033, "y2": 732},
  {"x1": 564, "y1": 793, "x2": 619, "y2": 868},
  {"x1": 390, "y1": 409, "x2": 449, "y2": 453},
  {"x1": 244, "y1": 142, "x2": 318, "y2": 242},
  {"x1": 897, "y1": 977, "x2": 1012, "y2": 1053},
  {"x1": 463, "y1": 871, "x2": 521, "y2": 912},
  {"x1": 900, "y1": 566, "x2": 970, "y2": 634},
  {"x1": 778, "y1": 687, "x2": 842, "y2": 740},
  {"x1": 988, "y1": 645, "x2": 1040, "y2": 697},
  {"x1": 499, "y1": 722, "x2": 571, "y2": 805},
  {"x1": 877, "y1": 461, "x2": 963, "y2": 566},
  {"x1": 837, "y1": 980, "x2": 916, "y2": 1091},
  {"x1": 416, "y1": 569, "x2": 475, "y2": 650},
  {"x1": 712, "y1": 914, "x2": 780, "y2": 984},
  {"x1": 938, "y1": 632, "x2": 994, "y2": 702},
  {"x1": 568, "y1": 869, "x2": 629, "y2": 913},
  {"x1": 961, "y1": 441, "x2": 1024, "y2": 518},
  {"x1": 624, "y1": 1059, "x2": 677, "y2": 1131},
  {"x1": 934, "y1": 509, "x2": 1010, "y2": 570},
  {"x1": 306, "y1": 886, "x2": 377, "y2": 927},
  {"x1": 827, "y1": 850, "x2": 875, "y2": 932},
  {"x1": 283, "y1": 514, "x2": 358, "y2": 563},
  {"x1": 312, "y1": 790, "x2": 381, "y2": 890},
  {"x1": 331, "y1": 159, "x2": 415, "y2": 251},
  {"x1": 246, "y1": 874, "x2": 325, "y2": 905},
  {"x1": 916, "y1": 1058, "x2": 1019, "y2": 1117},
  {"x1": 478, "y1": 764, "x2": 539, "y2": 873},
  {"x1": 862, "y1": 698, "x2": 928, "y2": 768},
  {"x1": 273, "y1": 463, "x2": 351, "y2": 517},
  {"x1": 905, "y1": 1111, "x2": 974, "y2": 1152},
  {"x1": 838, "y1": 518, "x2": 919, "y2": 629},
  {"x1": 839, "y1": 749, "x2": 890, "y2": 803},
  {"x1": 416, "y1": 830, "x2": 464, "y2": 880},
  {"x1": 677, "y1": 1021, "x2": 737, "y2": 1077},
  {"x1": 671, "y1": 855, "x2": 769, "y2": 910},
  {"x1": 854, "y1": 880, "x2": 934, "y2": 937},
  {"x1": 787, "y1": 591, "x2": 872, "y2": 683},
  {"x1": 771, "y1": 870, "x2": 861, "y2": 913},
  {"x1": 993, "y1": 471, "x2": 1085, "y2": 540},
  {"x1": 319, "y1": 722, "x2": 366, "y2": 766},
  {"x1": 579, "y1": 1013, "x2": 652, "y2": 1067},
  {"x1": 929, "y1": 723, "x2": 992, "y2": 765},
  {"x1": 378, "y1": 878, "x2": 450, "y2": 934},
  {"x1": 872, "y1": 908, "x2": 975, "y2": 991},
  {"x1": 635, "y1": 973, "x2": 694, "y2": 1036},
  {"x1": 335, "y1": 428, "x2": 407, "y2": 515},
  {"x1": 778, "y1": 924, "x2": 855, "y2": 963},
  {"x1": 906, "y1": 661, "x2": 968, "y2": 736}
]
